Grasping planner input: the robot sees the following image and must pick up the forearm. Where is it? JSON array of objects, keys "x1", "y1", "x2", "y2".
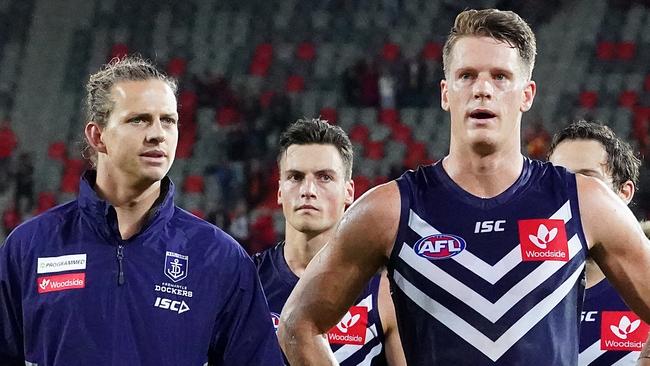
[{"x1": 278, "y1": 323, "x2": 336, "y2": 366}]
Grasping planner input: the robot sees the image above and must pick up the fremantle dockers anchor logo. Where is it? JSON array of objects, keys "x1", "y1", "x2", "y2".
[{"x1": 164, "y1": 251, "x2": 188, "y2": 282}]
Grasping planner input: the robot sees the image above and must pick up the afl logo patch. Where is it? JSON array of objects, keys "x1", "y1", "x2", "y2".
[{"x1": 414, "y1": 234, "x2": 466, "y2": 260}]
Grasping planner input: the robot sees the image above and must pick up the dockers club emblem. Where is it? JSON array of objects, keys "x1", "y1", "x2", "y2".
[{"x1": 164, "y1": 251, "x2": 188, "y2": 282}]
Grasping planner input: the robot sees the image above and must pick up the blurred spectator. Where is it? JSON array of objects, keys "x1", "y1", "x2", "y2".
[
  {"x1": 0, "y1": 119, "x2": 17, "y2": 192},
  {"x1": 2, "y1": 206, "x2": 20, "y2": 236},
  {"x1": 524, "y1": 121, "x2": 551, "y2": 160},
  {"x1": 247, "y1": 212, "x2": 276, "y2": 255},
  {"x1": 398, "y1": 57, "x2": 429, "y2": 108},
  {"x1": 229, "y1": 200, "x2": 250, "y2": 247},
  {"x1": 14, "y1": 152, "x2": 34, "y2": 215},
  {"x1": 379, "y1": 67, "x2": 396, "y2": 109},
  {"x1": 360, "y1": 60, "x2": 380, "y2": 107},
  {"x1": 342, "y1": 60, "x2": 363, "y2": 106}
]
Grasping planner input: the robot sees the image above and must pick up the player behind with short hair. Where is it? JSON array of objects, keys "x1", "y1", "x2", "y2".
[
  {"x1": 278, "y1": 9, "x2": 650, "y2": 365},
  {"x1": 255, "y1": 118, "x2": 406, "y2": 365},
  {"x1": 548, "y1": 120, "x2": 645, "y2": 365},
  {"x1": 0, "y1": 56, "x2": 282, "y2": 365}
]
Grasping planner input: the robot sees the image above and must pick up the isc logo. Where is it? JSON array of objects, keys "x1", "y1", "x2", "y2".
[
  {"x1": 154, "y1": 296, "x2": 190, "y2": 314},
  {"x1": 414, "y1": 234, "x2": 466, "y2": 260},
  {"x1": 474, "y1": 220, "x2": 506, "y2": 233}
]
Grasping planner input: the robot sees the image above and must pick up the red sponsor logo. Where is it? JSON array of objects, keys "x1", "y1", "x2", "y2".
[
  {"x1": 327, "y1": 306, "x2": 368, "y2": 345},
  {"x1": 37, "y1": 273, "x2": 86, "y2": 293},
  {"x1": 518, "y1": 219, "x2": 569, "y2": 262},
  {"x1": 601, "y1": 311, "x2": 649, "y2": 351}
]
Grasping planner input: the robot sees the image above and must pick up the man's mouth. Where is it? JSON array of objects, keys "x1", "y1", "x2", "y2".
[{"x1": 469, "y1": 110, "x2": 497, "y2": 119}]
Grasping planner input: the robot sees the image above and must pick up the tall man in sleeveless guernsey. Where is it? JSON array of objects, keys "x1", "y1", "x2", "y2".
[
  {"x1": 548, "y1": 121, "x2": 646, "y2": 365},
  {"x1": 278, "y1": 9, "x2": 650, "y2": 366},
  {"x1": 255, "y1": 118, "x2": 406, "y2": 365}
]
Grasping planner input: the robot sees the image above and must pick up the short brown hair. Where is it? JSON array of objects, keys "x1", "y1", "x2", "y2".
[
  {"x1": 547, "y1": 120, "x2": 641, "y2": 191},
  {"x1": 443, "y1": 9, "x2": 537, "y2": 78},
  {"x1": 82, "y1": 55, "x2": 177, "y2": 165},
  {"x1": 277, "y1": 118, "x2": 353, "y2": 180}
]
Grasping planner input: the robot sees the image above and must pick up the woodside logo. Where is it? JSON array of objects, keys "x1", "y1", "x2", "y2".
[
  {"x1": 37, "y1": 273, "x2": 86, "y2": 293},
  {"x1": 518, "y1": 219, "x2": 569, "y2": 262}
]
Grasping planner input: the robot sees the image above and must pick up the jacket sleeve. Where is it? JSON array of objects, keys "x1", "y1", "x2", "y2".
[
  {"x1": 208, "y1": 252, "x2": 283, "y2": 366},
  {"x1": 0, "y1": 235, "x2": 26, "y2": 365}
]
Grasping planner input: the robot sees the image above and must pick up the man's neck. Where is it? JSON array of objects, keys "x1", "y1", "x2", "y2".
[
  {"x1": 284, "y1": 227, "x2": 332, "y2": 278},
  {"x1": 95, "y1": 170, "x2": 162, "y2": 240},
  {"x1": 443, "y1": 144, "x2": 524, "y2": 198}
]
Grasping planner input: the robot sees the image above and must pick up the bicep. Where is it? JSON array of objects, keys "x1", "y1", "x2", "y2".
[{"x1": 579, "y1": 176, "x2": 650, "y2": 321}]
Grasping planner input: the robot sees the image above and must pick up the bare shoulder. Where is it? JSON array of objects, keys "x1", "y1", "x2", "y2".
[
  {"x1": 339, "y1": 181, "x2": 401, "y2": 259},
  {"x1": 575, "y1": 174, "x2": 632, "y2": 248}
]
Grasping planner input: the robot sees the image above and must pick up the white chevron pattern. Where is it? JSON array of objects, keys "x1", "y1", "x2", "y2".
[
  {"x1": 399, "y1": 234, "x2": 582, "y2": 322},
  {"x1": 394, "y1": 262, "x2": 584, "y2": 361},
  {"x1": 395, "y1": 200, "x2": 585, "y2": 361},
  {"x1": 407, "y1": 200, "x2": 573, "y2": 284}
]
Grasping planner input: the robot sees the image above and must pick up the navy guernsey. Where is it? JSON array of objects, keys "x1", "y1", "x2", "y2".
[
  {"x1": 579, "y1": 278, "x2": 648, "y2": 365},
  {"x1": 256, "y1": 242, "x2": 387, "y2": 365},
  {"x1": 390, "y1": 158, "x2": 588, "y2": 365},
  {"x1": 0, "y1": 171, "x2": 282, "y2": 366}
]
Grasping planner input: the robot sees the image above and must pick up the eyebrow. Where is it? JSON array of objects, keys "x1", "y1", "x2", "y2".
[
  {"x1": 283, "y1": 169, "x2": 339, "y2": 176},
  {"x1": 125, "y1": 112, "x2": 179, "y2": 120}
]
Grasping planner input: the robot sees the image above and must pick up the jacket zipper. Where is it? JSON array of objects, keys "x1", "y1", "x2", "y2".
[{"x1": 117, "y1": 244, "x2": 125, "y2": 286}]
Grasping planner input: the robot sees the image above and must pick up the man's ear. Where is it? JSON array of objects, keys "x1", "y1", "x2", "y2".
[
  {"x1": 520, "y1": 80, "x2": 536, "y2": 112},
  {"x1": 84, "y1": 122, "x2": 107, "y2": 154},
  {"x1": 617, "y1": 180, "x2": 635, "y2": 205},
  {"x1": 440, "y1": 79, "x2": 450, "y2": 111},
  {"x1": 345, "y1": 179, "x2": 355, "y2": 206}
]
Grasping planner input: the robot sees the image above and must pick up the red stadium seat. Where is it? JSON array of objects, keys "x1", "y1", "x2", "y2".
[
  {"x1": 190, "y1": 208, "x2": 205, "y2": 219},
  {"x1": 382, "y1": 43, "x2": 400, "y2": 62},
  {"x1": 353, "y1": 174, "x2": 372, "y2": 199},
  {"x1": 596, "y1": 41, "x2": 616, "y2": 61},
  {"x1": 36, "y1": 192, "x2": 57, "y2": 214},
  {"x1": 349, "y1": 124, "x2": 370, "y2": 143},
  {"x1": 579, "y1": 91, "x2": 598, "y2": 108},
  {"x1": 167, "y1": 57, "x2": 187, "y2": 78},
  {"x1": 617, "y1": 42, "x2": 636, "y2": 61},
  {"x1": 378, "y1": 108, "x2": 399, "y2": 125},
  {"x1": 422, "y1": 42, "x2": 442, "y2": 60},
  {"x1": 250, "y1": 59, "x2": 271, "y2": 77},
  {"x1": 296, "y1": 42, "x2": 316, "y2": 61},
  {"x1": 619, "y1": 90, "x2": 638, "y2": 108},
  {"x1": 216, "y1": 107, "x2": 241, "y2": 125},
  {"x1": 254, "y1": 43, "x2": 274, "y2": 62},
  {"x1": 260, "y1": 91, "x2": 275, "y2": 109},
  {"x1": 365, "y1": 140, "x2": 384, "y2": 160},
  {"x1": 183, "y1": 175, "x2": 205, "y2": 193},
  {"x1": 319, "y1": 108, "x2": 338, "y2": 123},
  {"x1": 391, "y1": 123, "x2": 412, "y2": 143},
  {"x1": 404, "y1": 141, "x2": 428, "y2": 168},
  {"x1": 644, "y1": 74, "x2": 650, "y2": 92},
  {"x1": 285, "y1": 75, "x2": 305, "y2": 93},
  {"x1": 48, "y1": 141, "x2": 67, "y2": 161},
  {"x1": 110, "y1": 43, "x2": 128, "y2": 60},
  {"x1": 60, "y1": 173, "x2": 79, "y2": 193}
]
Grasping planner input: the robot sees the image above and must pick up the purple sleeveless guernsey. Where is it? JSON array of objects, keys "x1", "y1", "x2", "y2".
[
  {"x1": 579, "y1": 277, "x2": 648, "y2": 365},
  {"x1": 255, "y1": 242, "x2": 387, "y2": 365},
  {"x1": 390, "y1": 158, "x2": 588, "y2": 365}
]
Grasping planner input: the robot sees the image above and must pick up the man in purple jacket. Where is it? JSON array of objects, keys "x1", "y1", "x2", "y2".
[{"x1": 0, "y1": 56, "x2": 282, "y2": 366}]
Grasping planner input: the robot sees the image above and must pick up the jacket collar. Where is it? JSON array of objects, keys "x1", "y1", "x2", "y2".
[{"x1": 77, "y1": 170, "x2": 176, "y2": 241}]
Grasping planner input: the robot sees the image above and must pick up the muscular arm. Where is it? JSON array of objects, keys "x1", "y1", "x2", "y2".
[
  {"x1": 278, "y1": 182, "x2": 401, "y2": 365},
  {"x1": 378, "y1": 272, "x2": 406, "y2": 366},
  {"x1": 578, "y1": 175, "x2": 650, "y2": 323}
]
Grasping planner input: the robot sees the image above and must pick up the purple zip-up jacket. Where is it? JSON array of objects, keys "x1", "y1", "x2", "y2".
[{"x1": 0, "y1": 171, "x2": 282, "y2": 366}]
